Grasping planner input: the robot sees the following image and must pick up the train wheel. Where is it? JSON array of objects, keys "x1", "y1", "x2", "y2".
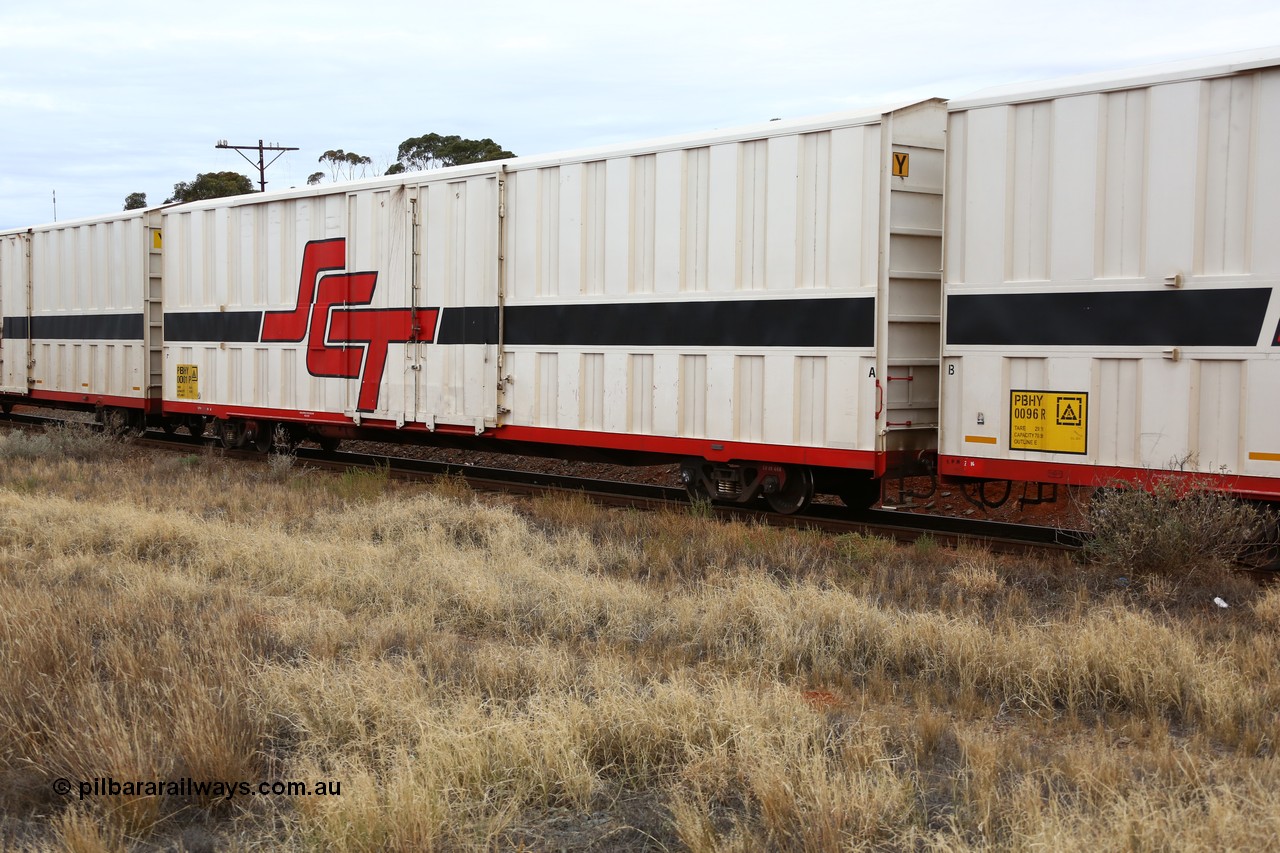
[
  {"x1": 766, "y1": 465, "x2": 814, "y2": 515},
  {"x1": 1240, "y1": 504, "x2": 1280, "y2": 570},
  {"x1": 246, "y1": 421, "x2": 273, "y2": 453},
  {"x1": 219, "y1": 420, "x2": 246, "y2": 450},
  {"x1": 838, "y1": 477, "x2": 881, "y2": 510},
  {"x1": 186, "y1": 416, "x2": 207, "y2": 438},
  {"x1": 679, "y1": 462, "x2": 714, "y2": 508},
  {"x1": 271, "y1": 423, "x2": 303, "y2": 453},
  {"x1": 317, "y1": 435, "x2": 342, "y2": 452},
  {"x1": 684, "y1": 479, "x2": 712, "y2": 505},
  {"x1": 160, "y1": 419, "x2": 179, "y2": 435},
  {"x1": 100, "y1": 407, "x2": 130, "y2": 437}
]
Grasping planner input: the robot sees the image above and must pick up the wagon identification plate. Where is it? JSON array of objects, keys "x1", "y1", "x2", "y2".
[
  {"x1": 1009, "y1": 390, "x2": 1087, "y2": 454},
  {"x1": 176, "y1": 364, "x2": 199, "y2": 400}
]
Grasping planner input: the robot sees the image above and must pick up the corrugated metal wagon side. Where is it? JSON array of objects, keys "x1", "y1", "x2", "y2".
[
  {"x1": 0, "y1": 229, "x2": 33, "y2": 401},
  {"x1": 159, "y1": 175, "x2": 504, "y2": 448},
  {"x1": 495, "y1": 99, "x2": 947, "y2": 512},
  {"x1": 0, "y1": 211, "x2": 159, "y2": 429},
  {"x1": 939, "y1": 49, "x2": 1280, "y2": 500}
]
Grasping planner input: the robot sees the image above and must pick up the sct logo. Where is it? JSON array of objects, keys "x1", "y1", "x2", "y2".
[{"x1": 261, "y1": 239, "x2": 438, "y2": 412}]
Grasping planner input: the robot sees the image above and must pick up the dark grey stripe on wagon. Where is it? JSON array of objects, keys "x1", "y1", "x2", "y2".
[
  {"x1": 2, "y1": 313, "x2": 144, "y2": 340},
  {"x1": 946, "y1": 288, "x2": 1272, "y2": 347},
  {"x1": 164, "y1": 311, "x2": 264, "y2": 343},
  {"x1": 159, "y1": 296, "x2": 878, "y2": 349},
  {"x1": 501, "y1": 297, "x2": 876, "y2": 348},
  {"x1": 436, "y1": 306, "x2": 499, "y2": 345}
]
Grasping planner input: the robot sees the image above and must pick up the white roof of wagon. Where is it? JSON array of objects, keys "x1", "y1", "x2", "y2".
[
  {"x1": 158, "y1": 98, "x2": 947, "y2": 215},
  {"x1": 503, "y1": 98, "x2": 945, "y2": 168},
  {"x1": 950, "y1": 45, "x2": 1280, "y2": 110}
]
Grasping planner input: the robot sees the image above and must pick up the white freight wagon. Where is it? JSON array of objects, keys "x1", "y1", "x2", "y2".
[
  {"x1": 0, "y1": 211, "x2": 161, "y2": 426},
  {"x1": 161, "y1": 99, "x2": 947, "y2": 511},
  {"x1": 938, "y1": 48, "x2": 1280, "y2": 500},
  {"x1": 6, "y1": 46, "x2": 1280, "y2": 511}
]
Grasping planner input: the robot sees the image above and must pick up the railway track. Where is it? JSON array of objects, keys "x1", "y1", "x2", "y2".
[
  {"x1": 128, "y1": 426, "x2": 1087, "y2": 556},
  {"x1": 1, "y1": 410, "x2": 1087, "y2": 555}
]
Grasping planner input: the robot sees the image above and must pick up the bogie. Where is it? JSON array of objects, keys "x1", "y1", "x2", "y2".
[{"x1": 681, "y1": 460, "x2": 819, "y2": 515}]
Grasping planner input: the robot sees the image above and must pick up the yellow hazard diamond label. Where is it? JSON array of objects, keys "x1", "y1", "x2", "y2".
[{"x1": 1009, "y1": 390, "x2": 1087, "y2": 455}]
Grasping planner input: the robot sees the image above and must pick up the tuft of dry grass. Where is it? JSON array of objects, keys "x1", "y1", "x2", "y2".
[
  {"x1": 0, "y1": 422, "x2": 132, "y2": 463},
  {"x1": 0, "y1": 424, "x2": 1278, "y2": 850}
]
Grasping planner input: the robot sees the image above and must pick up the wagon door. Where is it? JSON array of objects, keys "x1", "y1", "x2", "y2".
[
  {"x1": 0, "y1": 231, "x2": 32, "y2": 395},
  {"x1": 410, "y1": 172, "x2": 502, "y2": 434},
  {"x1": 342, "y1": 185, "x2": 417, "y2": 424}
]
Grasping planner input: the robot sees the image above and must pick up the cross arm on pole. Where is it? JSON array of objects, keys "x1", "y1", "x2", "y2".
[{"x1": 215, "y1": 139, "x2": 300, "y2": 192}]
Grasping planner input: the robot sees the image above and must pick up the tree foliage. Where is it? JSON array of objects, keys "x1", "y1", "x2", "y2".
[
  {"x1": 318, "y1": 149, "x2": 373, "y2": 182},
  {"x1": 165, "y1": 172, "x2": 255, "y2": 204},
  {"x1": 123, "y1": 192, "x2": 147, "y2": 211},
  {"x1": 387, "y1": 133, "x2": 514, "y2": 173}
]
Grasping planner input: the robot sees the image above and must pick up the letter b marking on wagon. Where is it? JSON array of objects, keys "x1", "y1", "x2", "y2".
[{"x1": 260, "y1": 239, "x2": 438, "y2": 413}]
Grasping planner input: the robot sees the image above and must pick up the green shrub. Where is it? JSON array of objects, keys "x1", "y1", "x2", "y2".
[{"x1": 1083, "y1": 479, "x2": 1272, "y2": 577}]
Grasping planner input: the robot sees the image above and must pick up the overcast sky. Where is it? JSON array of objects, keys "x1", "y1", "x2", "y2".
[{"x1": 2, "y1": 0, "x2": 1278, "y2": 229}]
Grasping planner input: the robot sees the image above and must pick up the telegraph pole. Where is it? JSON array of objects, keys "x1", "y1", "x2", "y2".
[{"x1": 215, "y1": 139, "x2": 299, "y2": 192}]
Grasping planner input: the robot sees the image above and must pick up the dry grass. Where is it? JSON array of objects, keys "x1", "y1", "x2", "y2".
[{"x1": 0, "y1": 424, "x2": 1278, "y2": 851}]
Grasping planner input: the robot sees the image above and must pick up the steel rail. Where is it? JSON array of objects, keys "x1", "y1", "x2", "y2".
[{"x1": 1, "y1": 413, "x2": 1088, "y2": 555}]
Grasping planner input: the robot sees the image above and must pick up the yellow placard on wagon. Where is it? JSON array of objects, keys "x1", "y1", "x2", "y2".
[
  {"x1": 176, "y1": 364, "x2": 199, "y2": 400},
  {"x1": 1009, "y1": 390, "x2": 1087, "y2": 455}
]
